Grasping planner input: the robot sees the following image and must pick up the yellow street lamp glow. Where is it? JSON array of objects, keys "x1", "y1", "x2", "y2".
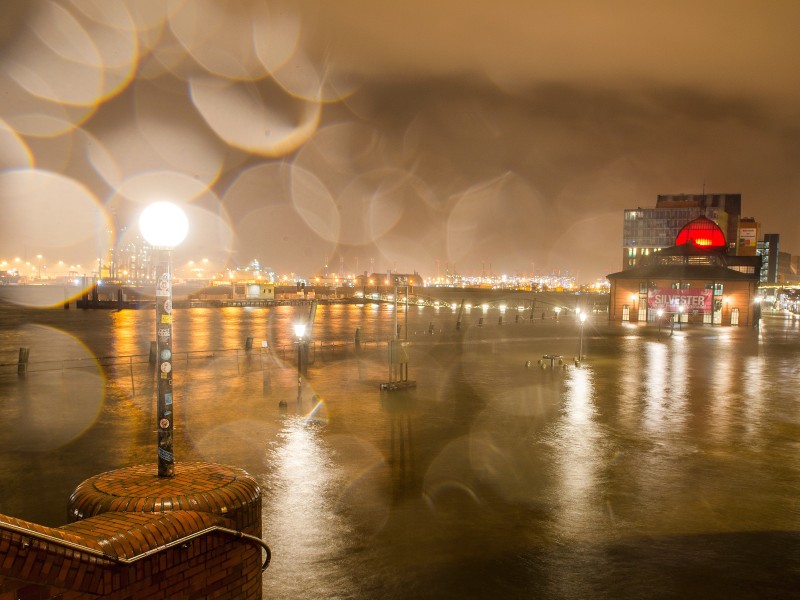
[
  {"x1": 139, "y1": 201, "x2": 188, "y2": 249},
  {"x1": 294, "y1": 322, "x2": 306, "y2": 338}
]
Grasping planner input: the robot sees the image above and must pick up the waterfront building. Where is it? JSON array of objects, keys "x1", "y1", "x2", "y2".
[
  {"x1": 736, "y1": 217, "x2": 759, "y2": 256},
  {"x1": 622, "y1": 193, "x2": 742, "y2": 270},
  {"x1": 608, "y1": 217, "x2": 761, "y2": 326},
  {"x1": 194, "y1": 281, "x2": 276, "y2": 301},
  {"x1": 757, "y1": 233, "x2": 781, "y2": 284},
  {"x1": 356, "y1": 272, "x2": 424, "y2": 288}
]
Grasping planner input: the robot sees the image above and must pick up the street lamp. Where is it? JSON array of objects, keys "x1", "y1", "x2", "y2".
[
  {"x1": 722, "y1": 296, "x2": 730, "y2": 325},
  {"x1": 293, "y1": 322, "x2": 307, "y2": 405},
  {"x1": 139, "y1": 201, "x2": 188, "y2": 478},
  {"x1": 657, "y1": 308, "x2": 664, "y2": 332},
  {"x1": 554, "y1": 306, "x2": 561, "y2": 320},
  {"x1": 578, "y1": 312, "x2": 587, "y2": 361}
]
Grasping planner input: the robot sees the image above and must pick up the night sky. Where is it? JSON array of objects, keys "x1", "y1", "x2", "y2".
[{"x1": 1, "y1": 0, "x2": 799, "y2": 281}]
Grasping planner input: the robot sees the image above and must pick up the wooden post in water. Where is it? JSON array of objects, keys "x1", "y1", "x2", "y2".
[{"x1": 17, "y1": 347, "x2": 29, "y2": 375}]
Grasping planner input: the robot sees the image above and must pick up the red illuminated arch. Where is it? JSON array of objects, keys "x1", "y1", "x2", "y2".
[{"x1": 675, "y1": 217, "x2": 726, "y2": 249}]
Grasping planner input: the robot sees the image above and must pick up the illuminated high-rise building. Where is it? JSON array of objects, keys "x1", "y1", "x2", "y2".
[{"x1": 622, "y1": 193, "x2": 741, "y2": 270}]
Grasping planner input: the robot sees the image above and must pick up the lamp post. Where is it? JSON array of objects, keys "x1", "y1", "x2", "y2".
[
  {"x1": 722, "y1": 296, "x2": 729, "y2": 325},
  {"x1": 657, "y1": 308, "x2": 664, "y2": 332},
  {"x1": 294, "y1": 322, "x2": 306, "y2": 403},
  {"x1": 554, "y1": 306, "x2": 561, "y2": 321},
  {"x1": 578, "y1": 312, "x2": 587, "y2": 361},
  {"x1": 139, "y1": 201, "x2": 188, "y2": 478}
]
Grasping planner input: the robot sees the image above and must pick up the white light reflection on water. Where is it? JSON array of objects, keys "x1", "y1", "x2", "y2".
[
  {"x1": 616, "y1": 333, "x2": 644, "y2": 430},
  {"x1": 741, "y1": 355, "x2": 768, "y2": 444},
  {"x1": 707, "y1": 333, "x2": 737, "y2": 443},
  {"x1": 549, "y1": 364, "x2": 602, "y2": 540},
  {"x1": 642, "y1": 340, "x2": 669, "y2": 433},
  {"x1": 263, "y1": 415, "x2": 369, "y2": 600}
]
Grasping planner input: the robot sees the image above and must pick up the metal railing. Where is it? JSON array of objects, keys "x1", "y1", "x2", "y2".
[
  {"x1": 0, "y1": 313, "x2": 589, "y2": 376},
  {"x1": 0, "y1": 519, "x2": 272, "y2": 572}
]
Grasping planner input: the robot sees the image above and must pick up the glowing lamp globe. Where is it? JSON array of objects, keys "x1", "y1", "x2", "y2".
[{"x1": 139, "y1": 201, "x2": 188, "y2": 248}]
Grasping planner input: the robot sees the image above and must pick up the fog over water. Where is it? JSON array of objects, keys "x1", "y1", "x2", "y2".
[{"x1": 1, "y1": 299, "x2": 799, "y2": 598}]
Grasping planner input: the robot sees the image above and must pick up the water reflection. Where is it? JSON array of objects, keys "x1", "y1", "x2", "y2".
[
  {"x1": 382, "y1": 392, "x2": 416, "y2": 504},
  {"x1": 264, "y1": 417, "x2": 335, "y2": 596},
  {"x1": 3, "y1": 306, "x2": 800, "y2": 597},
  {"x1": 263, "y1": 416, "x2": 380, "y2": 599},
  {"x1": 550, "y1": 365, "x2": 602, "y2": 540},
  {"x1": 0, "y1": 324, "x2": 104, "y2": 453}
]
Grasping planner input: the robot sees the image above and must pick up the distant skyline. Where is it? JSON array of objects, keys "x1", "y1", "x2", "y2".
[{"x1": 1, "y1": 1, "x2": 799, "y2": 281}]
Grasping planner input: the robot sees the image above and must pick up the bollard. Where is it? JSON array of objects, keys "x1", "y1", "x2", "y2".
[
  {"x1": 149, "y1": 341, "x2": 157, "y2": 364},
  {"x1": 478, "y1": 317, "x2": 484, "y2": 327},
  {"x1": 245, "y1": 337, "x2": 253, "y2": 351},
  {"x1": 428, "y1": 322, "x2": 434, "y2": 335},
  {"x1": 515, "y1": 314, "x2": 520, "y2": 323},
  {"x1": 17, "y1": 347, "x2": 29, "y2": 375},
  {"x1": 498, "y1": 316, "x2": 503, "y2": 325}
]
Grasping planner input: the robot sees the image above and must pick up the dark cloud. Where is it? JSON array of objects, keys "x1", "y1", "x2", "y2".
[
  {"x1": 2, "y1": 0, "x2": 799, "y2": 281},
  {"x1": 316, "y1": 78, "x2": 800, "y2": 277}
]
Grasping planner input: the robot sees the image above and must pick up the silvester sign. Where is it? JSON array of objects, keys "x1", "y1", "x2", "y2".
[{"x1": 647, "y1": 289, "x2": 713, "y2": 312}]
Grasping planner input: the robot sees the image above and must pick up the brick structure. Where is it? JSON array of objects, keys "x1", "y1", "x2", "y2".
[{"x1": 0, "y1": 462, "x2": 266, "y2": 599}]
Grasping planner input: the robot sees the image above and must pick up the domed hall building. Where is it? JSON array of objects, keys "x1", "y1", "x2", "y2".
[{"x1": 607, "y1": 217, "x2": 762, "y2": 326}]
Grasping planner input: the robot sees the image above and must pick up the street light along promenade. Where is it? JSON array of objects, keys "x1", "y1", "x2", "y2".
[{"x1": 139, "y1": 201, "x2": 188, "y2": 478}]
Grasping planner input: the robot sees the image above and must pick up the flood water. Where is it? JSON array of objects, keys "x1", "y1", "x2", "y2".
[{"x1": 1, "y1": 297, "x2": 799, "y2": 599}]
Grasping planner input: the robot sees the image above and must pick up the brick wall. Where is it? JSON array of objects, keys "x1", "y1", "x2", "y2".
[{"x1": 0, "y1": 462, "x2": 265, "y2": 599}]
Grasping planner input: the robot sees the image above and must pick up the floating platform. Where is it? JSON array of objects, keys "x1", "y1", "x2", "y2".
[{"x1": 380, "y1": 380, "x2": 417, "y2": 391}]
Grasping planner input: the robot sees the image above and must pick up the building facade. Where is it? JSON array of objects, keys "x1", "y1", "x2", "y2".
[
  {"x1": 622, "y1": 193, "x2": 742, "y2": 270},
  {"x1": 757, "y1": 233, "x2": 780, "y2": 284},
  {"x1": 609, "y1": 217, "x2": 761, "y2": 326}
]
